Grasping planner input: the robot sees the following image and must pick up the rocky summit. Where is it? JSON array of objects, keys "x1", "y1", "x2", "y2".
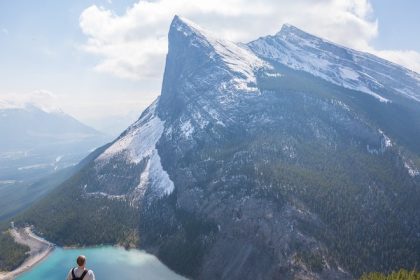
[{"x1": 19, "y1": 16, "x2": 420, "y2": 280}]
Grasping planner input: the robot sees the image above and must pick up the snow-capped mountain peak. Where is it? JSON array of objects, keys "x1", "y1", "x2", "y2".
[
  {"x1": 170, "y1": 15, "x2": 268, "y2": 94},
  {"x1": 249, "y1": 24, "x2": 420, "y2": 103},
  {"x1": 276, "y1": 23, "x2": 308, "y2": 38},
  {"x1": 23, "y1": 102, "x2": 64, "y2": 115},
  {"x1": 0, "y1": 98, "x2": 63, "y2": 115}
]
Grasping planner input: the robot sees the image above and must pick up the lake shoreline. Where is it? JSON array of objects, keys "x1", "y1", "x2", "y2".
[
  {"x1": 1, "y1": 229, "x2": 187, "y2": 280},
  {"x1": 0, "y1": 227, "x2": 54, "y2": 280},
  {"x1": 12, "y1": 245, "x2": 188, "y2": 280}
]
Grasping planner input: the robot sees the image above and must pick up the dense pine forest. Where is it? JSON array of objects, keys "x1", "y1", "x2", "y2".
[
  {"x1": 0, "y1": 230, "x2": 28, "y2": 271},
  {"x1": 360, "y1": 269, "x2": 420, "y2": 280}
]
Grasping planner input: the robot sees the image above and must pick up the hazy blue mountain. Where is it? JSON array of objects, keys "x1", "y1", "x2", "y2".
[
  {"x1": 0, "y1": 103, "x2": 109, "y2": 184},
  {"x1": 0, "y1": 103, "x2": 110, "y2": 222},
  {"x1": 18, "y1": 16, "x2": 420, "y2": 280}
]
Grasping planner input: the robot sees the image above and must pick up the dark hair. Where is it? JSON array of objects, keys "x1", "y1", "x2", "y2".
[{"x1": 77, "y1": 255, "x2": 86, "y2": 266}]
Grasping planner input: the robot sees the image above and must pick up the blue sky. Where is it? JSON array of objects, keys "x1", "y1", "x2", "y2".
[
  {"x1": 370, "y1": 0, "x2": 420, "y2": 51},
  {"x1": 0, "y1": 0, "x2": 153, "y2": 132},
  {"x1": 0, "y1": 0, "x2": 419, "y2": 133}
]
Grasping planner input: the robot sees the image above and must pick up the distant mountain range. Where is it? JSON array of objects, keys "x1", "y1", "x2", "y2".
[
  {"x1": 0, "y1": 102, "x2": 110, "y2": 221},
  {"x1": 17, "y1": 16, "x2": 420, "y2": 280},
  {"x1": 0, "y1": 102, "x2": 109, "y2": 183}
]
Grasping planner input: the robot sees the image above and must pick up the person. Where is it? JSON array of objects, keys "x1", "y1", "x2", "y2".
[{"x1": 66, "y1": 255, "x2": 95, "y2": 280}]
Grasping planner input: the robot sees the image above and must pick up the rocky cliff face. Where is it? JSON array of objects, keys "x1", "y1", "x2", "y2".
[{"x1": 21, "y1": 16, "x2": 420, "y2": 280}]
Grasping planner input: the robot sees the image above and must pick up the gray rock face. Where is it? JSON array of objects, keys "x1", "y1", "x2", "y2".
[
  {"x1": 25, "y1": 16, "x2": 420, "y2": 280},
  {"x1": 137, "y1": 17, "x2": 420, "y2": 279}
]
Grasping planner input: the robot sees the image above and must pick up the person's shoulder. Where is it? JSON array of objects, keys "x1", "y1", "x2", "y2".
[
  {"x1": 67, "y1": 267, "x2": 75, "y2": 274},
  {"x1": 87, "y1": 269, "x2": 95, "y2": 279},
  {"x1": 66, "y1": 268, "x2": 75, "y2": 278}
]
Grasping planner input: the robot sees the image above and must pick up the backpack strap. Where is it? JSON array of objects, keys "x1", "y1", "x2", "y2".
[
  {"x1": 71, "y1": 268, "x2": 76, "y2": 279},
  {"x1": 80, "y1": 269, "x2": 88, "y2": 280}
]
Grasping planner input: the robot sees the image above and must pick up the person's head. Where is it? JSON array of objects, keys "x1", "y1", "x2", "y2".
[{"x1": 76, "y1": 255, "x2": 86, "y2": 267}]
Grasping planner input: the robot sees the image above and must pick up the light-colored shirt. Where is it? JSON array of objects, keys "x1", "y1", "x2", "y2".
[{"x1": 66, "y1": 267, "x2": 95, "y2": 280}]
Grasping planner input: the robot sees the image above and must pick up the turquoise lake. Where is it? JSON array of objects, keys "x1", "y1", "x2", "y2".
[{"x1": 17, "y1": 246, "x2": 187, "y2": 280}]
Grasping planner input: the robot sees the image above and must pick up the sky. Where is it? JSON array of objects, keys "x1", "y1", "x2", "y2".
[{"x1": 0, "y1": 0, "x2": 419, "y2": 133}]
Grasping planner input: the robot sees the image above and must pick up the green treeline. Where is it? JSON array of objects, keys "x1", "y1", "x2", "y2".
[
  {"x1": 360, "y1": 269, "x2": 420, "y2": 280},
  {"x1": 0, "y1": 231, "x2": 29, "y2": 271}
]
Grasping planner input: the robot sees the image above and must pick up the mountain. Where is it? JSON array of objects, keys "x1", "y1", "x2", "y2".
[
  {"x1": 0, "y1": 103, "x2": 109, "y2": 184},
  {"x1": 0, "y1": 103, "x2": 110, "y2": 221},
  {"x1": 16, "y1": 16, "x2": 420, "y2": 280}
]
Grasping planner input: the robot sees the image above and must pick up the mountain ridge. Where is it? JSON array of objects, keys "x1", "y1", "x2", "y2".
[
  {"x1": 249, "y1": 23, "x2": 420, "y2": 103},
  {"x1": 15, "y1": 16, "x2": 420, "y2": 280}
]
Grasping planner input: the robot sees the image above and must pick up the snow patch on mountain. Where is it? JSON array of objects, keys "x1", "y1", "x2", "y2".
[
  {"x1": 98, "y1": 101, "x2": 161, "y2": 163},
  {"x1": 404, "y1": 161, "x2": 419, "y2": 177},
  {"x1": 378, "y1": 129, "x2": 392, "y2": 148},
  {"x1": 180, "y1": 119, "x2": 194, "y2": 138},
  {"x1": 331, "y1": 99, "x2": 350, "y2": 112},
  {"x1": 0, "y1": 99, "x2": 20, "y2": 110},
  {"x1": 339, "y1": 67, "x2": 359, "y2": 81},
  {"x1": 131, "y1": 149, "x2": 174, "y2": 202},
  {"x1": 0, "y1": 96, "x2": 63, "y2": 114},
  {"x1": 83, "y1": 184, "x2": 126, "y2": 201},
  {"x1": 97, "y1": 99, "x2": 174, "y2": 196},
  {"x1": 0, "y1": 100, "x2": 64, "y2": 114}
]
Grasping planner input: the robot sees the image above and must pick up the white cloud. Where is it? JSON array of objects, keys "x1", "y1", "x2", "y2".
[
  {"x1": 0, "y1": 90, "x2": 61, "y2": 113},
  {"x1": 78, "y1": 0, "x2": 420, "y2": 80},
  {"x1": 372, "y1": 49, "x2": 420, "y2": 73},
  {"x1": 1, "y1": 28, "x2": 8, "y2": 35}
]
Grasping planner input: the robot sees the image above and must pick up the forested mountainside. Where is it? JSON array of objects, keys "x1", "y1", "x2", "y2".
[
  {"x1": 360, "y1": 269, "x2": 420, "y2": 280},
  {"x1": 15, "y1": 16, "x2": 420, "y2": 279},
  {"x1": 0, "y1": 231, "x2": 29, "y2": 271}
]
